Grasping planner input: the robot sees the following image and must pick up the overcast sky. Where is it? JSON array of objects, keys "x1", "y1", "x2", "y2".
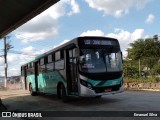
[{"x1": 0, "y1": 0, "x2": 160, "y2": 76}]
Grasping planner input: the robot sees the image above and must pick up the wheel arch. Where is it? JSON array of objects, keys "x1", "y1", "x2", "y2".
[{"x1": 57, "y1": 81, "x2": 67, "y2": 98}]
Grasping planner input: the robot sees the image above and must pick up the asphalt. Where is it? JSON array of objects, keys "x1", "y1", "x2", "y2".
[{"x1": 1, "y1": 89, "x2": 160, "y2": 120}]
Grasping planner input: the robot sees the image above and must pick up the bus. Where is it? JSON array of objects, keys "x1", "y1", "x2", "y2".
[{"x1": 21, "y1": 36, "x2": 124, "y2": 102}]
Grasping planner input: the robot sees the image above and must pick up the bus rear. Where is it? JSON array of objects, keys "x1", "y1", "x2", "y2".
[{"x1": 77, "y1": 37, "x2": 124, "y2": 97}]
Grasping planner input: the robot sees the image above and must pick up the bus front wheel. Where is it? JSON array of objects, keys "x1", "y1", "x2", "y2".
[{"x1": 59, "y1": 84, "x2": 68, "y2": 102}]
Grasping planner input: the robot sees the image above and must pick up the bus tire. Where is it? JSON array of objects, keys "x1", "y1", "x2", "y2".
[
  {"x1": 61, "y1": 84, "x2": 68, "y2": 102},
  {"x1": 29, "y1": 84, "x2": 36, "y2": 96},
  {"x1": 57, "y1": 83, "x2": 61, "y2": 99},
  {"x1": 95, "y1": 95, "x2": 102, "y2": 99}
]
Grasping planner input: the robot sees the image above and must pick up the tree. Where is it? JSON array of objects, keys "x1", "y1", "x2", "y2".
[
  {"x1": 152, "y1": 60, "x2": 160, "y2": 75},
  {"x1": 128, "y1": 38, "x2": 160, "y2": 60},
  {"x1": 127, "y1": 39, "x2": 145, "y2": 60},
  {"x1": 125, "y1": 35, "x2": 160, "y2": 77}
]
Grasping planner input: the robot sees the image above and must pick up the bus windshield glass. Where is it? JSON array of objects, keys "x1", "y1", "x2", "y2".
[{"x1": 79, "y1": 49, "x2": 122, "y2": 73}]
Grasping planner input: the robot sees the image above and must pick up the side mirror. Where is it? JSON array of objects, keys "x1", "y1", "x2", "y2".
[{"x1": 121, "y1": 52, "x2": 124, "y2": 63}]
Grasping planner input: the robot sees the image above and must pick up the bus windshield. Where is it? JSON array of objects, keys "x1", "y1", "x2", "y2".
[{"x1": 79, "y1": 49, "x2": 122, "y2": 73}]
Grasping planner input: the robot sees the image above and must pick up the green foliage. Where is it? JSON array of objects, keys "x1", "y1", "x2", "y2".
[
  {"x1": 151, "y1": 61, "x2": 160, "y2": 75},
  {"x1": 123, "y1": 59, "x2": 139, "y2": 78},
  {"x1": 128, "y1": 39, "x2": 145, "y2": 60},
  {"x1": 125, "y1": 37, "x2": 160, "y2": 77},
  {"x1": 123, "y1": 66, "x2": 139, "y2": 78},
  {"x1": 127, "y1": 38, "x2": 160, "y2": 60}
]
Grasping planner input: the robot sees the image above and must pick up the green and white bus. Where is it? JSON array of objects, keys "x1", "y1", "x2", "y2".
[{"x1": 21, "y1": 36, "x2": 124, "y2": 102}]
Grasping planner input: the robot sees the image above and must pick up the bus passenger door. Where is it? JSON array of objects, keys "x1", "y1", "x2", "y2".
[
  {"x1": 66, "y1": 48, "x2": 78, "y2": 95},
  {"x1": 34, "y1": 62, "x2": 39, "y2": 92},
  {"x1": 23, "y1": 66, "x2": 27, "y2": 90}
]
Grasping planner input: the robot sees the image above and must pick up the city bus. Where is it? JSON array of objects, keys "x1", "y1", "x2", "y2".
[{"x1": 21, "y1": 36, "x2": 124, "y2": 102}]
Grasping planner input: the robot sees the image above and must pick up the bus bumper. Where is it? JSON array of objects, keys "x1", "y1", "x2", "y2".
[{"x1": 79, "y1": 84, "x2": 124, "y2": 97}]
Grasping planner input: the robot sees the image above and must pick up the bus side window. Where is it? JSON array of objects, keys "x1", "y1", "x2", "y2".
[
  {"x1": 39, "y1": 58, "x2": 46, "y2": 73},
  {"x1": 46, "y1": 54, "x2": 54, "y2": 72},
  {"x1": 55, "y1": 51, "x2": 60, "y2": 61},
  {"x1": 55, "y1": 51, "x2": 64, "y2": 70}
]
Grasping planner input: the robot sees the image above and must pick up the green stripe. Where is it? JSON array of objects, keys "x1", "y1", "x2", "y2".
[
  {"x1": 27, "y1": 71, "x2": 66, "y2": 93},
  {"x1": 87, "y1": 77, "x2": 123, "y2": 87}
]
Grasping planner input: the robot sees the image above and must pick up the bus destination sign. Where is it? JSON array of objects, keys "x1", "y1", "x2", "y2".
[{"x1": 84, "y1": 40, "x2": 116, "y2": 46}]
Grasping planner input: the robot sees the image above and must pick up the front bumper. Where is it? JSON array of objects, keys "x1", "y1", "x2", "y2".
[{"x1": 79, "y1": 84, "x2": 124, "y2": 97}]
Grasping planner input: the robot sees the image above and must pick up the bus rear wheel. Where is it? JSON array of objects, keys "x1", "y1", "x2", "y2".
[
  {"x1": 29, "y1": 84, "x2": 36, "y2": 96},
  {"x1": 95, "y1": 95, "x2": 102, "y2": 99}
]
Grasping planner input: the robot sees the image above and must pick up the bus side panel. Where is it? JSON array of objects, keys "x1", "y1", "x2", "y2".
[
  {"x1": 37, "y1": 71, "x2": 67, "y2": 94},
  {"x1": 46, "y1": 70, "x2": 66, "y2": 94},
  {"x1": 38, "y1": 73, "x2": 46, "y2": 93}
]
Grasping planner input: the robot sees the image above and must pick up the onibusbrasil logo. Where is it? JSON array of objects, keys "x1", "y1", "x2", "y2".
[{"x1": 1, "y1": 112, "x2": 42, "y2": 118}]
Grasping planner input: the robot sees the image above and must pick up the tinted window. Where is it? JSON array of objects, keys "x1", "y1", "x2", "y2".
[
  {"x1": 48, "y1": 54, "x2": 53, "y2": 63},
  {"x1": 61, "y1": 51, "x2": 64, "y2": 59},
  {"x1": 39, "y1": 65, "x2": 46, "y2": 73},
  {"x1": 40, "y1": 58, "x2": 45, "y2": 65},
  {"x1": 55, "y1": 51, "x2": 60, "y2": 60},
  {"x1": 73, "y1": 48, "x2": 76, "y2": 57},
  {"x1": 46, "y1": 63, "x2": 54, "y2": 72},
  {"x1": 55, "y1": 60, "x2": 64, "y2": 70}
]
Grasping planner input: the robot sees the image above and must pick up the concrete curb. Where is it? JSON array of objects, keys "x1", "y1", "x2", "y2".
[
  {"x1": 125, "y1": 88, "x2": 160, "y2": 92},
  {"x1": 124, "y1": 82, "x2": 160, "y2": 91}
]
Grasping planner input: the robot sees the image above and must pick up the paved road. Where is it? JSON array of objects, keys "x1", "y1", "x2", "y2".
[{"x1": 1, "y1": 90, "x2": 160, "y2": 120}]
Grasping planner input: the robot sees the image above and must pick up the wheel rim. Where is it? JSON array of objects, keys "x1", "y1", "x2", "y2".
[{"x1": 60, "y1": 85, "x2": 63, "y2": 98}]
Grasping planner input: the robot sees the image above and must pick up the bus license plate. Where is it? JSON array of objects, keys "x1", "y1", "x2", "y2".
[{"x1": 104, "y1": 88, "x2": 112, "y2": 92}]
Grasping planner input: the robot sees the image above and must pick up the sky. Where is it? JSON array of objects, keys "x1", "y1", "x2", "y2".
[{"x1": 0, "y1": 0, "x2": 160, "y2": 77}]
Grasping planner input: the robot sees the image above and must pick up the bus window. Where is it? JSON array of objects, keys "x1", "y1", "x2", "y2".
[
  {"x1": 55, "y1": 51, "x2": 60, "y2": 61},
  {"x1": 55, "y1": 51, "x2": 64, "y2": 70},
  {"x1": 39, "y1": 65, "x2": 46, "y2": 73},
  {"x1": 46, "y1": 54, "x2": 54, "y2": 72},
  {"x1": 105, "y1": 52, "x2": 122, "y2": 72},
  {"x1": 79, "y1": 49, "x2": 122, "y2": 73},
  {"x1": 40, "y1": 58, "x2": 45, "y2": 65},
  {"x1": 48, "y1": 54, "x2": 53, "y2": 63},
  {"x1": 73, "y1": 48, "x2": 76, "y2": 57},
  {"x1": 55, "y1": 60, "x2": 64, "y2": 70},
  {"x1": 46, "y1": 63, "x2": 54, "y2": 72}
]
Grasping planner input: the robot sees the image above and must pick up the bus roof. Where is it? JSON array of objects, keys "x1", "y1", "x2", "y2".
[{"x1": 21, "y1": 36, "x2": 119, "y2": 66}]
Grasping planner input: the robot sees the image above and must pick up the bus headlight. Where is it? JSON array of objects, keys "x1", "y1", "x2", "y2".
[{"x1": 80, "y1": 79, "x2": 93, "y2": 90}]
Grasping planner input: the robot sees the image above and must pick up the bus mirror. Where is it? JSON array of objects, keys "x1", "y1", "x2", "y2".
[{"x1": 121, "y1": 52, "x2": 124, "y2": 64}]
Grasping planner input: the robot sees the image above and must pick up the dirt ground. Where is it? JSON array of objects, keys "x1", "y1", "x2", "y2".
[{"x1": 0, "y1": 89, "x2": 29, "y2": 111}]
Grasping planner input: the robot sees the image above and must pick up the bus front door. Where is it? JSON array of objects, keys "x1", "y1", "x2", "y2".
[{"x1": 66, "y1": 48, "x2": 78, "y2": 95}]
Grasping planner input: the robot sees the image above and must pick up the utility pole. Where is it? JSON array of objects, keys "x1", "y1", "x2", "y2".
[
  {"x1": 153, "y1": 35, "x2": 158, "y2": 42},
  {"x1": 139, "y1": 58, "x2": 141, "y2": 78},
  {"x1": 3, "y1": 36, "x2": 13, "y2": 88},
  {"x1": 4, "y1": 36, "x2": 7, "y2": 88}
]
